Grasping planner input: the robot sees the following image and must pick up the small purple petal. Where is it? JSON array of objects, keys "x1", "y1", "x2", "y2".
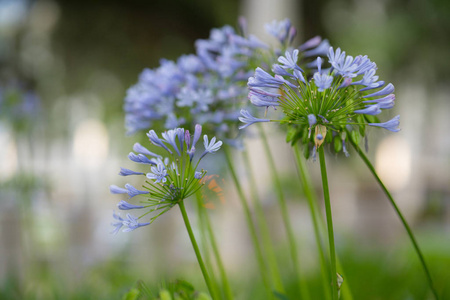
[
  {"x1": 369, "y1": 115, "x2": 400, "y2": 132},
  {"x1": 117, "y1": 200, "x2": 145, "y2": 210}
]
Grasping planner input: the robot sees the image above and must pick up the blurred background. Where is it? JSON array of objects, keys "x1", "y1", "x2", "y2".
[{"x1": 0, "y1": 0, "x2": 449, "y2": 299}]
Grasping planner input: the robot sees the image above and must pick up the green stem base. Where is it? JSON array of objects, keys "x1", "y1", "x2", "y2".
[
  {"x1": 318, "y1": 146, "x2": 339, "y2": 300},
  {"x1": 179, "y1": 201, "x2": 219, "y2": 300}
]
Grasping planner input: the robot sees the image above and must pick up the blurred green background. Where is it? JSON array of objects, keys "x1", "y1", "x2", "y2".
[{"x1": 0, "y1": 0, "x2": 449, "y2": 299}]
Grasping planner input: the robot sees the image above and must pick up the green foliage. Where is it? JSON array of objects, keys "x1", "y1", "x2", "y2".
[{"x1": 121, "y1": 280, "x2": 211, "y2": 300}]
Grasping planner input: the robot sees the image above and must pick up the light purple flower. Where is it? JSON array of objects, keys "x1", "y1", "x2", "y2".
[
  {"x1": 119, "y1": 167, "x2": 145, "y2": 176},
  {"x1": 308, "y1": 114, "x2": 317, "y2": 126},
  {"x1": 110, "y1": 185, "x2": 128, "y2": 195},
  {"x1": 363, "y1": 83, "x2": 395, "y2": 98},
  {"x1": 248, "y1": 67, "x2": 286, "y2": 88},
  {"x1": 146, "y1": 163, "x2": 168, "y2": 183},
  {"x1": 314, "y1": 72, "x2": 333, "y2": 92},
  {"x1": 363, "y1": 94, "x2": 395, "y2": 109},
  {"x1": 265, "y1": 18, "x2": 292, "y2": 43},
  {"x1": 125, "y1": 183, "x2": 150, "y2": 198},
  {"x1": 238, "y1": 109, "x2": 270, "y2": 129},
  {"x1": 162, "y1": 129, "x2": 180, "y2": 156},
  {"x1": 128, "y1": 152, "x2": 155, "y2": 165},
  {"x1": 133, "y1": 143, "x2": 161, "y2": 158},
  {"x1": 122, "y1": 214, "x2": 150, "y2": 232},
  {"x1": 248, "y1": 90, "x2": 280, "y2": 108},
  {"x1": 369, "y1": 115, "x2": 400, "y2": 132},
  {"x1": 278, "y1": 50, "x2": 302, "y2": 71},
  {"x1": 110, "y1": 184, "x2": 149, "y2": 198},
  {"x1": 354, "y1": 104, "x2": 382, "y2": 115},
  {"x1": 192, "y1": 124, "x2": 202, "y2": 149},
  {"x1": 328, "y1": 47, "x2": 359, "y2": 78},
  {"x1": 272, "y1": 64, "x2": 295, "y2": 77},
  {"x1": 299, "y1": 36, "x2": 322, "y2": 51},
  {"x1": 303, "y1": 39, "x2": 330, "y2": 57},
  {"x1": 147, "y1": 130, "x2": 172, "y2": 154},
  {"x1": 177, "y1": 128, "x2": 185, "y2": 152},
  {"x1": 293, "y1": 69, "x2": 306, "y2": 83},
  {"x1": 111, "y1": 211, "x2": 124, "y2": 234},
  {"x1": 360, "y1": 81, "x2": 385, "y2": 92},
  {"x1": 185, "y1": 129, "x2": 191, "y2": 149},
  {"x1": 201, "y1": 135, "x2": 222, "y2": 159},
  {"x1": 117, "y1": 200, "x2": 145, "y2": 210}
]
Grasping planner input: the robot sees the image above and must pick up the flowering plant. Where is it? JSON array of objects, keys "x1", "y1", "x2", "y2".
[
  {"x1": 240, "y1": 47, "x2": 400, "y2": 158},
  {"x1": 110, "y1": 124, "x2": 222, "y2": 233}
]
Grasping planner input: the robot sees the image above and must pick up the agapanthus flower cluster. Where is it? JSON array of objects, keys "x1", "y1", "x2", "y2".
[
  {"x1": 124, "y1": 18, "x2": 330, "y2": 141},
  {"x1": 110, "y1": 124, "x2": 222, "y2": 233},
  {"x1": 240, "y1": 47, "x2": 400, "y2": 158}
]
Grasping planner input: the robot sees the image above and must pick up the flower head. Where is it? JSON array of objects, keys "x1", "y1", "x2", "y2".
[
  {"x1": 110, "y1": 125, "x2": 222, "y2": 232},
  {"x1": 240, "y1": 46, "x2": 400, "y2": 157}
]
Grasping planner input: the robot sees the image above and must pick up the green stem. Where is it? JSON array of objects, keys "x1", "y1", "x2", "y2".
[
  {"x1": 196, "y1": 191, "x2": 234, "y2": 300},
  {"x1": 348, "y1": 136, "x2": 439, "y2": 300},
  {"x1": 178, "y1": 201, "x2": 220, "y2": 300},
  {"x1": 223, "y1": 145, "x2": 273, "y2": 298},
  {"x1": 241, "y1": 147, "x2": 285, "y2": 294},
  {"x1": 259, "y1": 126, "x2": 310, "y2": 299},
  {"x1": 318, "y1": 146, "x2": 339, "y2": 300},
  {"x1": 293, "y1": 143, "x2": 331, "y2": 300},
  {"x1": 195, "y1": 193, "x2": 223, "y2": 300}
]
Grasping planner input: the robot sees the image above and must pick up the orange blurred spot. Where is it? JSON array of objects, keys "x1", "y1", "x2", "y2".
[{"x1": 200, "y1": 174, "x2": 226, "y2": 209}]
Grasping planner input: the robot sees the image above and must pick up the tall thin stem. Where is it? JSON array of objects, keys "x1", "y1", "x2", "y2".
[
  {"x1": 348, "y1": 136, "x2": 439, "y2": 300},
  {"x1": 178, "y1": 201, "x2": 220, "y2": 300},
  {"x1": 223, "y1": 145, "x2": 273, "y2": 298},
  {"x1": 196, "y1": 191, "x2": 234, "y2": 300},
  {"x1": 241, "y1": 147, "x2": 285, "y2": 294},
  {"x1": 258, "y1": 126, "x2": 310, "y2": 299},
  {"x1": 318, "y1": 146, "x2": 339, "y2": 300},
  {"x1": 293, "y1": 143, "x2": 331, "y2": 300}
]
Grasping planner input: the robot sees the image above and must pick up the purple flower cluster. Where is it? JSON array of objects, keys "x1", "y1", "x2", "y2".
[
  {"x1": 240, "y1": 46, "x2": 400, "y2": 157},
  {"x1": 110, "y1": 125, "x2": 222, "y2": 233}
]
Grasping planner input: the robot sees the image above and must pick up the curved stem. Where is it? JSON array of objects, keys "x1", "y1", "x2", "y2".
[
  {"x1": 348, "y1": 136, "x2": 439, "y2": 300},
  {"x1": 293, "y1": 143, "x2": 331, "y2": 300},
  {"x1": 178, "y1": 201, "x2": 219, "y2": 300},
  {"x1": 259, "y1": 126, "x2": 310, "y2": 299},
  {"x1": 223, "y1": 145, "x2": 273, "y2": 298},
  {"x1": 196, "y1": 191, "x2": 234, "y2": 300},
  {"x1": 241, "y1": 147, "x2": 285, "y2": 294},
  {"x1": 318, "y1": 146, "x2": 339, "y2": 300}
]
